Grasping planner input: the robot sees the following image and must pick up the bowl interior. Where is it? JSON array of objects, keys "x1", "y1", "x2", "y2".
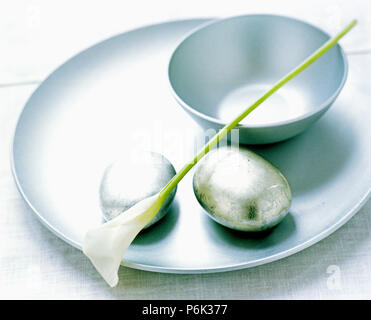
[{"x1": 169, "y1": 15, "x2": 346, "y2": 126}]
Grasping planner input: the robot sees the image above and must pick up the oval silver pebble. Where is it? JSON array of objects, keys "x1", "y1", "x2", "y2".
[
  {"x1": 100, "y1": 152, "x2": 177, "y2": 228},
  {"x1": 193, "y1": 146, "x2": 292, "y2": 232}
]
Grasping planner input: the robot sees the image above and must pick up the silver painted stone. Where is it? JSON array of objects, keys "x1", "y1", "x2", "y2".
[
  {"x1": 100, "y1": 152, "x2": 177, "y2": 228},
  {"x1": 193, "y1": 146, "x2": 292, "y2": 231}
]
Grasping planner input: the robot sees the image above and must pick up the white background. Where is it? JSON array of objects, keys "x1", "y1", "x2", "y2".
[{"x1": 0, "y1": 0, "x2": 370, "y2": 299}]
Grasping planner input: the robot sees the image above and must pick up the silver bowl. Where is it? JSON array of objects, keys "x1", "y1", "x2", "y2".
[{"x1": 168, "y1": 14, "x2": 348, "y2": 144}]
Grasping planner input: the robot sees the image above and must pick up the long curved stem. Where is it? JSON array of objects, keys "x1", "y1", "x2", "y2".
[{"x1": 159, "y1": 19, "x2": 357, "y2": 201}]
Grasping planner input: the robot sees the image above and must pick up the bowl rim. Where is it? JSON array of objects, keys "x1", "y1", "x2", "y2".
[{"x1": 168, "y1": 13, "x2": 349, "y2": 129}]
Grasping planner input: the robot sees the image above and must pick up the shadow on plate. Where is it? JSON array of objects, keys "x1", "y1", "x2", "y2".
[
  {"x1": 249, "y1": 111, "x2": 356, "y2": 197},
  {"x1": 132, "y1": 200, "x2": 180, "y2": 245},
  {"x1": 202, "y1": 212, "x2": 296, "y2": 250}
]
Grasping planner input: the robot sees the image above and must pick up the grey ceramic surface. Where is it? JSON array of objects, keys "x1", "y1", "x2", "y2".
[
  {"x1": 12, "y1": 18, "x2": 371, "y2": 273},
  {"x1": 169, "y1": 15, "x2": 348, "y2": 144}
]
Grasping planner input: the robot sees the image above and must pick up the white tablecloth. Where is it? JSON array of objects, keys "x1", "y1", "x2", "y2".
[{"x1": 1, "y1": 0, "x2": 370, "y2": 299}]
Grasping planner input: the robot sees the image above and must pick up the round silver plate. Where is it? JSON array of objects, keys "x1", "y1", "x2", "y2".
[{"x1": 12, "y1": 18, "x2": 371, "y2": 273}]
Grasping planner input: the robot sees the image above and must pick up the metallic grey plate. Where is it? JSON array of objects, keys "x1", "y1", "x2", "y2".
[{"x1": 12, "y1": 19, "x2": 371, "y2": 273}]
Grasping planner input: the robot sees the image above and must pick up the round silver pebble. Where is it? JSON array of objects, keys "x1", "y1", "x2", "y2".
[{"x1": 100, "y1": 152, "x2": 177, "y2": 228}]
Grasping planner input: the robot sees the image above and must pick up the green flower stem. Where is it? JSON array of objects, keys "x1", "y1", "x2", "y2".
[{"x1": 159, "y1": 19, "x2": 357, "y2": 202}]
